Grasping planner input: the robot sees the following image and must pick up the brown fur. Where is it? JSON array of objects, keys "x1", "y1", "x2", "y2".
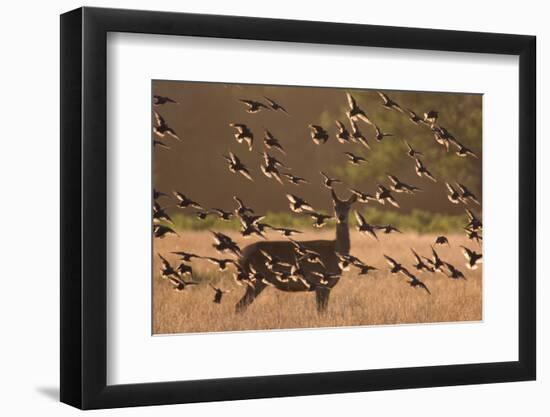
[{"x1": 236, "y1": 190, "x2": 356, "y2": 313}]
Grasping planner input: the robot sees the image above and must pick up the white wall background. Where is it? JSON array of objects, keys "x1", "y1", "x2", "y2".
[{"x1": 0, "y1": 1, "x2": 545, "y2": 416}]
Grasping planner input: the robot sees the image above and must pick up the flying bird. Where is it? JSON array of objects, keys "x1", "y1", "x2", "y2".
[
  {"x1": 232, "y1": 265, "x2": 255, "y2": 288},
  {"x1": 429, "y1": 246, "x2": 445, "y2": 273},
  {"x1": 336, "y1": 253, "x2": 362, "y2": 271},
  {"x1": 153, "y1": 224, "x2": 178, "y2": 239},
  {"x1": 153, "y1": 111, "x2": 180, "y2": 141},
  {"x1": 384, "y1": 255, "x2": 407, "y2": 275},
  {"x1": 194, "y1": 210, "x2": 211, "y2": 220},
  {"x1": 320, "y1": 171, "x2": 342, "y2": 189},
  {"x1": 452, "y1": 139, "x2": 478, "y2": 158},
  {"x1": 335, "y1": 120, "x2": 352, "y2": 144},
  {"x1": 229, "y1": 123, "x2": 254, "y2": 151},
  {"x1": 272, "y1": 227, "x2": 302, "y2": 237},
  {"x1": 153, "y1": 189, "x2": 169, "y2": 200},
  {"x1": 377, "y1": 224, "x2": 402, "y2": 234},
  {"x1": 345, "y1": 93, "x2": 373, "y2": 125},
  {"x1": 260, "y1": 250, "x2": 292, "y2": 271},
  {"x1": 211, "y1": 208, "x2": 234, "y2": 221},
  {"x1": 402, "y1": 270, "x2": 431, "y2": 294},
  {"x1": 465, "y1": 209, "x2": 482, "y2": 231},
  {"x1": 173, "y1": 191, "x2": 202, "y2": 210},
  {"x1": 263, "y1": 96, "x2": 289, "y2": 114},
  {"x1": 465, "y1": 227, "x2": 483, "y2": 245},
  {"x1": 238, "y1": 220, "x2": 265, "y2": 240},
  {"x1": 445, "y1": 182, "x2": 464, "y2": 204},
  {"x1": 239, "y1": 99, "x2": 269, "y2": 113},
  {"x1": 223, "y1": 151, "x2": 253, "y2": 181},
  {"x1": 263, "y1": 130, "x2": 286, "y2": 154},
  {"x1": 414, "y1": 158, "x2": 437, "y2": 182},
  {"x1": 308, "y1": 124, "x2": 329, "y2": 145},
  {"x1": 376, "y1": 185, "x2": 400, "y2": 208},
  {"x1": 158, "y1": 253, "x2": 179, "y2": 279},
  {"x1": 387, "y1": 174, "x2": 422, "y2": 194},
  {"x1": 353, "y1": 258, "x2": 378, "y2": 276},
  {"x1": 411, "y1": 248, "x2": 434, "y2": 273},
  {"x1": 350, "y1": 121, "x2": 370, "y2": 148},
  {"x1": 349, "y1": 188, "x2": 376, "y2": 203},
  {"x1": 289, "y1": 240, "x2": 326, "y2": 268},
  {"x1": 153, "y1": 95, "x2": 178, "y2": 105},
  {"x1": 176, "y1": 262, "x2": 193, "y2": 276},
  {"x1": 286, "y1": 194, "x2": 314, "y2": 213},
  {"x1": 461, "y1": 246, "x2": 483, "y2": 269},
  {"x1": 354, "y1": 211, "x2": 379, "y2": 240},
  {"x1": 169, "y1": 276, "x2": 198, "y2": 291},
  {"x1": 457, "y1": 183, "x2": 480, "y2": 205},
  {"x1": 171, "y1": 251, "x2": 200, "y2": 262},
  {"x1": 432, "y1": 125, "x2": 454, "y2": 151},
  {"x1": 282, "y1": 173, "x2": 309, "y2": 185},
  {"x1": 310, "y1": 271, "x2": 340, "y2": 286},
  {"x1": 260, "y1": 158, "x2": 284, "y2": 184},
  {"x1": 204, "y1": 257, "x2": 238, "y2": 271},
  {"x1": 209, "y1": 284, "x2": 231, "y2": 303},
  {"x1": 261, "y1": 151, "x2": 286, "y2": 170},
  {"x1": 233, "y1": 196, "x2": 254, "y2": 216},
  {"x1": 378, "y1": 92, "x2": 404, "y2": 112},
  {"x1": 239, "y1": 216, "x2": 266, "y2": 239},
  {"x1": 405, "y1": 109, "x2": 426, "y2": 125},
  {"x1": 405, "y1": 141, "x2": 423, "y2": 158},
  {"x1": 153, "y1": 202, "x2": 173, "y2": 224},
  {"x1": 211, "y1": 231, "x2": 242, "y2": 256},
  {"x1": 444, "y1": 262, "x2": 466, "y2": 280},
  {"x1": 373, "y1": 124, "x2": 393, "y2": 142},
  {"x1": 309, "y1": 212, "x2": 334, "y2": 228},
  {"x1": 343, "y1": 152, "x2": 367, "y2": 165},
  {"x1": 435, "y1": 235, "x2": 450, "y2": 246}
]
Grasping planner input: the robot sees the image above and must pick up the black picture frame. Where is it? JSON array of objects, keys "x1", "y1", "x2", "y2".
[{"x1": 60, "y1": 6, "x2": 536, "y2": 410}]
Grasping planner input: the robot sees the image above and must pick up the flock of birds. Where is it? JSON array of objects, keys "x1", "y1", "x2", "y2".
[{"x1": 152, "y1": 89, "x2": 482, "y2": 304}]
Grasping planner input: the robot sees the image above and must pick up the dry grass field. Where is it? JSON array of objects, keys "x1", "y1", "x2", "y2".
[{"x1": 153, "y1": 230, "x2": 482, "y2": 334}]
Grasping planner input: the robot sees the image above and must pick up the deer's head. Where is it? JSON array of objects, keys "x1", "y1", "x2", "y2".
[{"x1": 331, "y1": 188, "x2": 357, "y2": 224}]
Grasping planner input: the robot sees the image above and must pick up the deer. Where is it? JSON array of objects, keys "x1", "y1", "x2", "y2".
[{"x1": 235, "y1": 189, "x2": 357, "y2": 313}]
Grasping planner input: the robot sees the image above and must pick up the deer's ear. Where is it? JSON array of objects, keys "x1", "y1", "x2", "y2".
[
  {"x1": 347, "y1": 194, "x2": 357, "y2": 204},
  {"x1": 331, "y1": 188, "x2": 340, "y2": 203}
]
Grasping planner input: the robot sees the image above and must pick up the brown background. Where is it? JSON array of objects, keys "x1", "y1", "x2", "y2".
[{"x1": 152, "y1": 81, "x2": 482, "y2": 216}]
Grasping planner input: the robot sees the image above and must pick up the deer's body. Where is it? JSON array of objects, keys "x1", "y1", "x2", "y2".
[{"x1": 236, "y1": 190, "x2": 355, "y2": 313}]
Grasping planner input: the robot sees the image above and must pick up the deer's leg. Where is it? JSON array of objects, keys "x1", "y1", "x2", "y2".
[
  {"x1": 315, "y1": 287, "x2": 331, "y2": 314},
  {"x1": 235, "y1": 282, "x2": 267, "y2": 313}
]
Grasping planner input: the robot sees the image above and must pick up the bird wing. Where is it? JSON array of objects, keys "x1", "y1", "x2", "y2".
[
  {"x1": 445, "y1": 182, "x2": 456, "y2": 194},
  {"x1": 387, "y1": 196, "x2": 400, "y2": 208},
  {"x1": 286, "y1": 194, "x2": 298, "y2": 204},
  {"x1": 461, "y1": 246, "x2": 473, "y2": 260},
  {"x1": 166, "y1": 129, "x2": 181, "y2": 141},
  {"x1": 357, "y1": 113, "x2": 373, "y2": 125},
  {"x1": 346, "y1": 92, "x2": 357, "y2": 109},
  {"x1": 419, "y1": 281, "x2": 431, "y2": 295},
  {"x1": 384, "y1": 255, "x2": 398, "y2": 267},
  {"x1": 411, "y1": 248, "x2": 422, "y2": 263},
  {"x1": 424, "y1": 169, "x2": 437, "y2": 182},
  {"x1": 377, "y1": 91, "x2": 390, "y2": 104},
  {"x1": 153, "y1": 110, "x2": 164, "y2": 126},
  {"x1": 354, "y1": 211, "x2": 366, "y2": 227},
  {"x1": 387, "y1": 174, "x2": 398, "y2": 185}
]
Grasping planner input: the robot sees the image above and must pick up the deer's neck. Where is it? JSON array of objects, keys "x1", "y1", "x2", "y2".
[{"x1": 335, "y1": 219, "x2": 350, "y2": 255}]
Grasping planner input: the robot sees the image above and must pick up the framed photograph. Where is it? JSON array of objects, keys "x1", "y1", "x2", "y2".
[{"x1": 60, "y1": 7, "x2": 536, "y2": 409}]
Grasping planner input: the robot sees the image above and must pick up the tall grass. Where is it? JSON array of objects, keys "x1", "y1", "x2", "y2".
[{"x1": 153, "y1": 230, "x2": 482, "y2": 334}]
